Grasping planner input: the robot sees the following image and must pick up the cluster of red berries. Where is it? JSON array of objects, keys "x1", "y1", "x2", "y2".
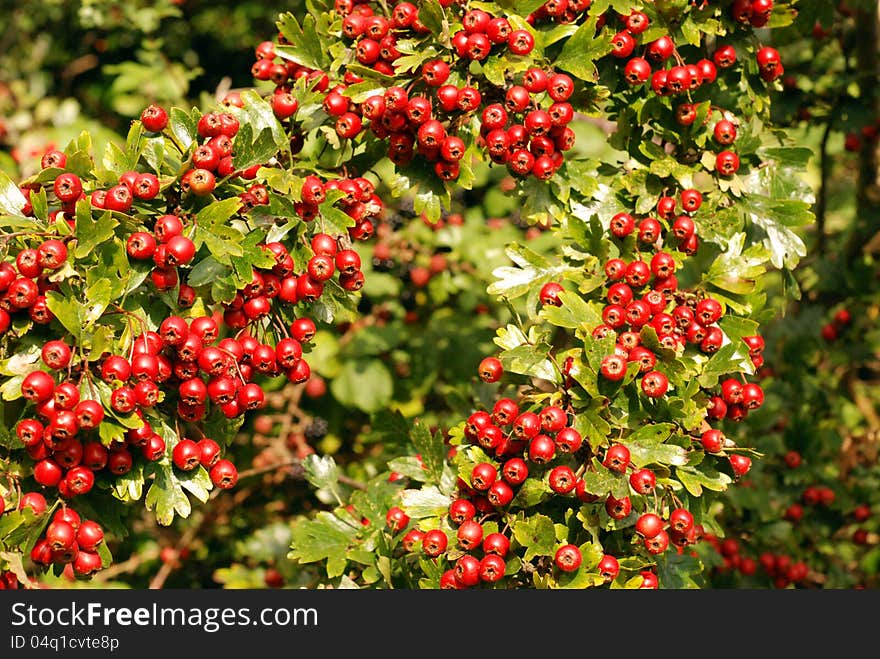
[
  {"x1": 29, "y1": 506, "x2": 106, "y2": 577},
  {"x1": 294, "y1": 174, "x2": 383, "y2": 244},
  {"x1": 251, "y1": 2, "x2": 580, "y2": 183},
  {"x1": 705, "y1": 371, "x2": 766, "y2": 424},
  {"x1": 0, "y1": 237, "x2": 68, "y2": 334},
  {"x1": 17, "y1": 325, "x2": 242, "y2": 494},
  {"x1": 387, "y1": 386, "x2": 713, "y2": 587},
  {"x1": 0, "y1": 571, "x2": 19, "y2": 589},
  {"x1": 706, "y1": 534, "x2": 811, "y2": 588},
  {"x1": 820, "y1": 307, "x2": 851, "y2": 342},
  {"x1": 731, "y1": 0, "x2": 775, "y2": 29},
  {"x1": 525, "y1": 0, "x2": 593, "y2": 26}
]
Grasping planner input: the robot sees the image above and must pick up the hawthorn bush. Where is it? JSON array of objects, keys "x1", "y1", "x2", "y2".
[{"x1": 1, "y1": 0, "x2": 874, "y2": 590}]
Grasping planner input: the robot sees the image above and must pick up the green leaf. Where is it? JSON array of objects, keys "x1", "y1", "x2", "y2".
[
  {"x1": 303, "y1": 454, "x2": 344, "y2": 505},
  {"x1": 410, "y1": 420, "x2": 446, "y2": 484},
  {"x1": 45, "y1": 290, "x2": 83, "y2": 341},
  {"x1": 144, "y1": 462, "x2": 192, "y2": 526},
  {"x1": 704, "y1": 232, "x2": 769, "y2": 295},
  {"x1": 623, "y1": 424, "x2": 688, "y2": 468},
  {"x1": 511, "y1": 477, "x2": 553, "y2": 508},
  {"x1": 288, "y1": 511, "x2": 360, "y2": 578},
  {"x1": 540, "y1": 289, "x2": 603, "y2": 331},
  {"x1": 513, "y1": 514, "x2": 556, "y2": 562},
  {"x1": 399, "y1": 485, "x2": 452, "y2": 518},
  {"x1": 0, "y1": 170, "x2": 27, "y2": 217},
  {"x1": 178, "y1": 465, "x2": 212, "y2": 503},
  {"x1": 188, "y1": 256, "x2": 230, "y2": 288},
  {"x1": 676, "y1": 464, "x2": 732, "y2": 497},
  {"x1": 276, "y1": 11, "x2": 330, "y2": 71},
  {"x1": 697, "y1": 342, "x2": 754, "y2": 389},
  {"x1": 330, "y1": 359, "x2": 394, "y2": 414},
  {"x1": 554, "y1": 15, "x2": 612, "y2": 82},
  {"x1": 74, "y1": 203, "x2": 118, "y2": 259},
  {"x1": 488, "y1": 243, "x2": 579, "y2": 300},
  {"x1": 169, "y1": 107, "x2": 198, "y2": 151}
]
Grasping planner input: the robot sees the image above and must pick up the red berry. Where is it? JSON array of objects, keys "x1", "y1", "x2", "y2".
[{"x1": 554, "y1": 544, "x2": 582, "y2": 572}]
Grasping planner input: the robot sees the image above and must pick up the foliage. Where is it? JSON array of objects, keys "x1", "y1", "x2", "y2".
[{"x1": 1, "y1": 0, "x2": 877, "y2": 591}]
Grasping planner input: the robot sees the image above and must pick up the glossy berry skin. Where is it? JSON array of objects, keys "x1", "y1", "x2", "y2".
[
  {"x1": 76, "y1": 521, "x2": 104, "y2": 552},
  {"x1": 629, "y1": 468, "x2": 656, "y2": 494},
  {"x1": 449, "y1": 498, "x2": 476, "y2": 525},
  {"x1": 210, "y1": 459, "x2": 238, "y2": 489},
  {"x1": 385, "y1": 506, "x2": 410, "y2": 533},
  {"x1": 554, "y1": 544, "x2": 582, "y2": 572},
  {"x1": 600, "y1": 354, "x2": 627, "y2": 381},
  {"x1": 141, "y1": 104, "x2": 169, "y2": 132},
  {"x1": 701, "y1": 429, "x2": 725, "y2": 453},
  {"x1": 455, "y1": 554, "x2": 481, "y2": 587},
  {"x1": 539, "y1": 281, "x2": 564, "y2": 306},
  {"x1": 598, "y1": 554, "x2": 620, "y2": 582},
  {"x1": 729, "y1": 454, "x2": 752, "y2": 477},
  {"x1": 422, "y1": 529, "x2": 448, "y2": 557},
  {"x1": 603, "y1": 444, "x2": 631, "y2": 474},
  {"x1": 635, "y1": 512, "x2": 665, "y2": 539},
  {"x1": 471, "y1": 462, "x2": 498, "y2": 491},
  {"x1": 482, "y1": 532, "x2": 510, "y2": 557},
  {"x1": 548, "y1": 465, "x2": 577, "y2": 495},
  {"x1": 479, "y1": 554, "x2": 506, "y2": 583},
  {"x1": 172, "y1": 439, "x2": 201, "y2": 471},
  {"x1": 502, "y1": 458, "x2": 529, "y2": 486},
  {"x1": 641, "y1": 371, "x2": 669, "y2": 397},
  {"x1": 669, "y1": 508, "x2": 694, "y2": 533},
  {"x1": 478, "y1": 357, "x2": 504, "y2": 383},
  {"x1": 456, "y1": 520, "x2": 484, "y2": 550}
]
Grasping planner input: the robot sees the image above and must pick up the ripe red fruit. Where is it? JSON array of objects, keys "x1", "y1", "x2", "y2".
[
  {"x1": 385, "y1": 506, "x2": 410, "y2": 533},
  {"x1": 701, "y1": 429, "x2": 725, "y2": 453},
  {"x1": 210, "y1": 459, "x2": 239, "y2": 489},
  {"x1": 21, "y1": 370, "x2": 55, "y2": 403},
  {"x1": 172, "y1": 439, "x2": 201, "y2": 471},
  {"x1": 600, "y1": 354, "x2": 627, "y2": 381},
  {"x1": 641, "y1": 370, "x2": 669, "y2": 397},
  {"x1": 195, "y1": 438, "x2": 221, "y2": 469},
  {"x1": 554, "y1": 544, "x2": 582, "y2": 572},
  {"x1": 478, "y1": 356, "x2": 504, "y2": 383},
  {"x1": 669, "y1": 508, "x2": 694, "y2": 533},
  {"x1": 454, "y1": 554, "x2": 481, "y2": 587},
  {"x1": 73, "y1": 521, "x2": 102, "y2": 553},
  {"x1": 527, "y1": 434, "x2": 556, "y2": 464},
  {"x1": 502, "y1": 458, "x2": 529, "y2": 486},
  {"x1": 471, "y1": 462, "x2": 498, "y2": 491},
  {"x1": 479, "y1": 554, "x2": 506, "y2": 583},
  {"x1": 141, "y1": 104, "x2": 169, "y2": 132},
  {"x1": 716, "y1": 150, "x2": 741, "y2": 176},
  {"x1": 635, "y1": 512, "x2": 665, "y2": 539},
  {"x1": 19, "y1": 492, "x2": 47, "y2": 515},
  {"x1": 73, "y1": 551, "x2": 103, "y2": 576},
  {"x1": 482, "y1": 532, "x2": 510, "y2": 557},
  {"x1": 42, "y1": 340, "x2": 72, "y2": 370},
  {"x1": 539, "y1": 281, "x2": 564, "y2": 306},
  {"x1": 487, "y1": 480, "x2": 514, "y2": 507},
  {"x1": 548, "y1": 465, "x2": 577, "y2": 494},
  {"x1": 53, "y1": 173, "x2": 83, "y2": 203},
  {"x1": 422, "y1": 529, "x2": 448, "y2": 557},
  {"x1": 603, "y1": 444, "x2": 631, "y2": 474},
  {"x1": 629, "y1": 468, "x2": 656, "y2": 494},
  {"x1": 456, "y1": 519, "x2": 484, "y2": 550},
  {"x1": 449, "y1": 498, "x2": 476, "y2": 525},
  {"x1": 729, "y1": 454, "x2": 752, "y2": 477},
  {"x1": 46, "y1": 520, "x2": 77, "y2": 551},
  {"x1": 598, "y1": 554, "x2": 620, "y2": 582},
  {"x1": 65, "y1": 464, "x2": 95, "y2": 496}
]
